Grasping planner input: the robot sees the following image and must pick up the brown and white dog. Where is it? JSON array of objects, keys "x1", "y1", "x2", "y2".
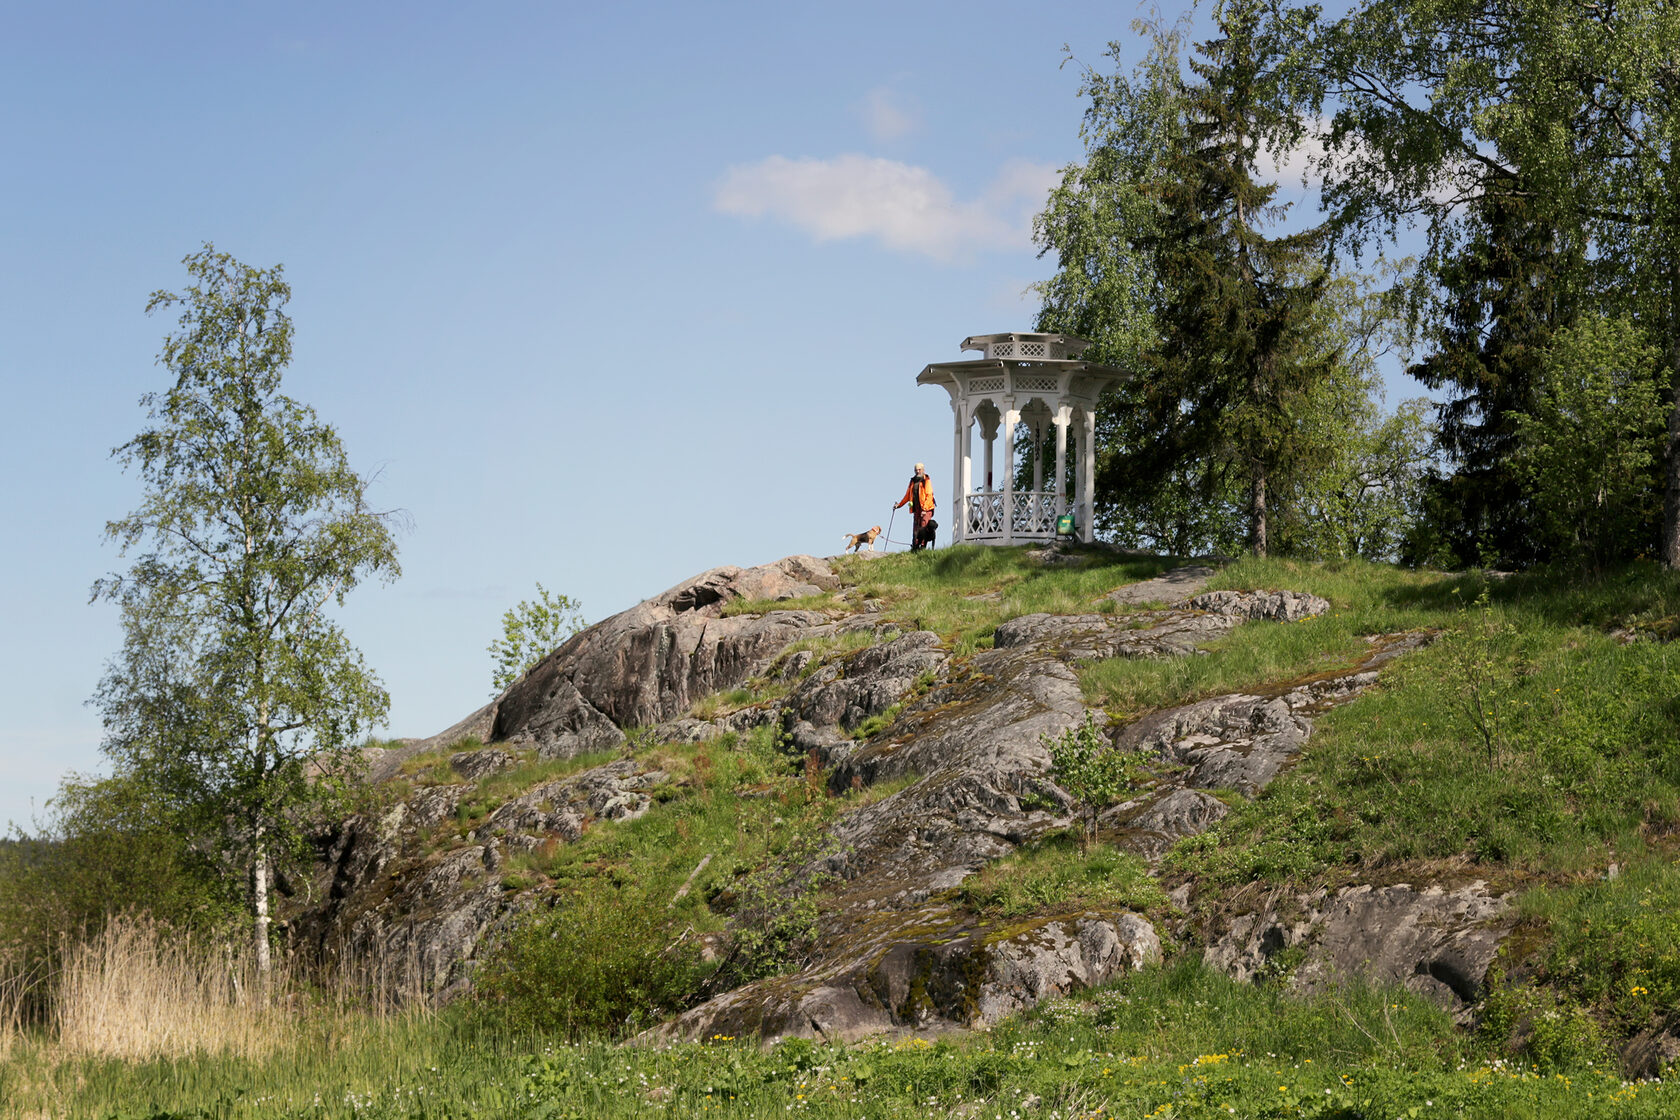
[{"x1": 844, "y1": 526, "x2": 884, "y2": 553}]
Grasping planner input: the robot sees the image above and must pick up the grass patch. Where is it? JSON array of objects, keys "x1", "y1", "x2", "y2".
[
  {"x1": 1080, "y1": 556, "x2": 1465, "y2": 719},
  {"x1": 831, "y1": 545, "x2": 1180, "y2": 651},
  {"x1": 1519, "y1": 853, "x2": 1680, "y2": 1038},
  {"x1": 433, "y1": 748, "x2": 630, "y2": 840},
  {"x1": 957, "y1": 833, "x2": 1168, "y2": 919},
  {"x1": 846, "y1": 670, "x2": 939, "y2": 741},
  {"x1": 497, "y1": 728, "x2": 822, "y2": 895},
  {"x1": 721, "y1": 592, "x2": 846, "y2": 617},
  {"x1": 1168, "y1": 563, "x2": 1680, "y2": 886},
  {"x1": 689, "y1": 681, "x2": 790, "y2": 721},
  {"x1": 835, "y1": 770, "x2": 922, "y2": 805}
]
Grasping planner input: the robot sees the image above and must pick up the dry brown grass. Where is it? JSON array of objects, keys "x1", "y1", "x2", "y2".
[
  {"x1": 53, "y1": 915, "x2": 297, "y2": 1061},
  {"x1": 0, "y1": 923, "x2": 437, "y2": 1119},
  {"x1": 0, "y1": 953, "x2": 28, "y2": 1059}
]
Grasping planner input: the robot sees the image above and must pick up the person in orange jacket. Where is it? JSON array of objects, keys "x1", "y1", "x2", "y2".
[{"x1": 895, "y1": 462, "x2": 937, "y2": 551}]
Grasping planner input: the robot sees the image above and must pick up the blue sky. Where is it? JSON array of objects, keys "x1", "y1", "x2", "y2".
[{"x1": 0, "y1": 1, "x2": 1391, "y2": 829}]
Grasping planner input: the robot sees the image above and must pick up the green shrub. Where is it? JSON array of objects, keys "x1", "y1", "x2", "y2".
[
  {"x1": 472, "y1": 884, "x2": 709, "y2": 1039},
  {"x1": 1045, "y1": 712, "x2": 1148, "y2": 844},
  {"x1": 709, "y1": 831, "x2": 834, "y2": 987},
  {"x1": 1479, "y1": 969, "x2": 1610, "y2": 1072},
  {"x1": 1434, "y1": 586, "x2": 1525, "y2": 771},
  {"x1": 1523, "y1": 856, "x2": 1680, "y2": 1033}
]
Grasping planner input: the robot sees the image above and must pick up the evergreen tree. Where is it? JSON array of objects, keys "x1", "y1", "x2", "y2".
[
  {"x1": 1404, "y1": 187, "x2": 1580, "y2": 567},
  {"x1": 1133, "y1": 0, "x2": 1336, "y2": 557}
]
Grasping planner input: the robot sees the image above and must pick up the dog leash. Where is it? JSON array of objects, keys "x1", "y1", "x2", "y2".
[
  {"x1": 880, "y1": 507, "x2": 927, "y2": 550},
  {"x1": 883, "y1": 509, "x2": 922, "y2": 549}
]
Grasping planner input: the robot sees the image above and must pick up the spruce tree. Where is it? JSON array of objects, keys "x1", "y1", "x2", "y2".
[
  {"x1": 1405, "y1": 186, "x2": 1580, "y2": 567},
  {"x1": 1132, "y1": 0, "x2": 1335, "y2": 556}
]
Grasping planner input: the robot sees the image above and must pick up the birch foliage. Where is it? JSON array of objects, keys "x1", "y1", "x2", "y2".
[{"x1": 92, "y1": 245, "x2": 401, "y2": 973}]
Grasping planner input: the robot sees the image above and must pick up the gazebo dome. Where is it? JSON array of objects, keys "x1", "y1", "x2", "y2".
[
  {"x1": 917, "y1": 333, "x2": 1129, "y2": 545},
  {"x1": 960, "y1": 332, "x2": 1091, "y2": 361}
]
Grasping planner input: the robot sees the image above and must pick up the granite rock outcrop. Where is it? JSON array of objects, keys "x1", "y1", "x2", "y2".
[{"x1": 295, "y1": 552, "x2": 1507, "y2": 1042}]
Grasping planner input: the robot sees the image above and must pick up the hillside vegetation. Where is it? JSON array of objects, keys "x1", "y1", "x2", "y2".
[{"x1": 6, "y1": 546, "x2": 1680, "y2": 1117}]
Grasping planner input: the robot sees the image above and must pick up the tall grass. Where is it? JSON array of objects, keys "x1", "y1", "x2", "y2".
[
  {"x1": 0, "y1": 952, "x2": 32, "y2": 1059},
  {"x1": 8, "y1": 958, "x2": 1676, "y2": 1118},
  {"x1": 53, "y1": 915, "x2": 297, "y2": 1061}
]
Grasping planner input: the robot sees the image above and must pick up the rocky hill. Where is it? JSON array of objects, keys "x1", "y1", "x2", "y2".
[{"x1": 285, "y1": 546, "x2": 1674, "y2": 1068}]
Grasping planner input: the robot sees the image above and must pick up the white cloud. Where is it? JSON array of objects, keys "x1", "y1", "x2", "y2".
[
  {"x1": 1257, "y1": 130, "x2": 1329, "y2": 190},
  {"x1": 1259, "y1": 121, "x2": 1468, "y2": 213},
  {"x1": 859, "y1": 87, "x2": 919, "y2": 142},
  {"x1": 713, "y1": 154, "x2": 1062, "y2": 262}
]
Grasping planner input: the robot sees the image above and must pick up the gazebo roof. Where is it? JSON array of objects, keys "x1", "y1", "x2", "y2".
[
  {"x1": 917, "y1": 330, "x2": 1130, "y2": 395},
  {"x1": 959, "y1": 331, "x2": 1091, "y2": 358}
]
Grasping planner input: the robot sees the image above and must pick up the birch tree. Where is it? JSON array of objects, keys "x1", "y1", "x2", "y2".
[
  {"x1": 93, "y1": 245, "x2": 401, "y2": 977},
  {"x1": 1310, "y1": 0, "x2": 1680, "y2": 563}
]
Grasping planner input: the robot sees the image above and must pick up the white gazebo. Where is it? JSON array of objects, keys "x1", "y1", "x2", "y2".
[{"x1": 917, "y1": 332, "x2": 1130, "y2": 545}]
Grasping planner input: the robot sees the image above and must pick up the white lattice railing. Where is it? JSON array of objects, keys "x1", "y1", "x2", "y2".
[
  {"x1": 964, "y1": 491, "x2": 1062, "y2": 540},
  {"x1": 1012, "y1": 492, "x2": 1059, "y2": 536},
  {"x1": 965, "y1": 492, "x2": 1004, "y2": 537}
]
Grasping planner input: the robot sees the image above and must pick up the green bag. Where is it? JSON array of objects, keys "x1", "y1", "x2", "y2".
[{"x1": 1055, "y1": 513, "x2": 1076, "y2": 535}]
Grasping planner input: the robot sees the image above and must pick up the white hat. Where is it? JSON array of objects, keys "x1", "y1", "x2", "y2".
[{"x1": 914, "y1": 462, "x2": 925, "y2": 471}]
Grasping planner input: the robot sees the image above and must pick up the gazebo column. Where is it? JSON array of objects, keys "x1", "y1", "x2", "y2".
[
  {"x1": 1031, "y1": 418, "x2": 1045, "y2": 493},
  {"x1": 976, "y1": 406, "x2": 1001, "y2": 539},
  {"x1": 954, "y1": 402, "x2": 973, "y2": 544},
  {"x1": 1079, "y1": 408, "x2": 1098, "y2": 543},
  {"x1": 1028, "y1": 418, "x2": 1045, "y2": 536},
  {"x1": 1001, "y1": 398, "x2": 1019, "y2": 544},
  {"x1": 1053, "y1": 407, "x2": 1070, "y2": 517}
]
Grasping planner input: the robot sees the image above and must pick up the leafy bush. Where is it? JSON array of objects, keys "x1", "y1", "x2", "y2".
[
  {"x1": 1512, "y1": 314, "x2": 1666, "y2": 567},
  {"x1": 487, "y1": 583, "x2": 585, "y2": 696},
  {"x1": 1435, "y1": 587, "x2": 1525, "y2": 771},
  {"x1": 1044, "y1": 712, "x2": 1146, "y2": 844},
  {"x1": 708, "y1": 830, "x2": 834, "y2": 988},
  {"x1": 472, "y1": 884, "x2": 708, "y2": 1039}
]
